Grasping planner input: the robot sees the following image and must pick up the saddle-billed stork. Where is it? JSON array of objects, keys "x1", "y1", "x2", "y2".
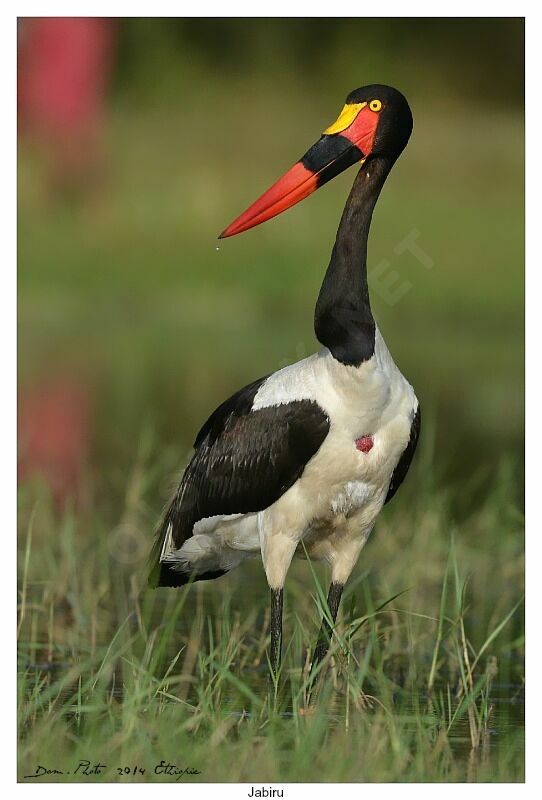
[{"x1": 149, "y1": 84, "x2": 420, "y2": 681}]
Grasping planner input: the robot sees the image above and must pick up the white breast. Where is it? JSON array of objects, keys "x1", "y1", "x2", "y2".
[
  {"x1": 256, "y1": 326, "x2": 418, "y2": 551},
  {"x1": 329, "y1": 480, "x2": 372, "y2": 515}
]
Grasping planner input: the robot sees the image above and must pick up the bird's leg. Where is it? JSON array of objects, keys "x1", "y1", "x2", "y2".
[
  {"x1": 269, "y1": 586, "x2": 284, "y2": 681},
  {"x1": 309, "y1": 581, "x2": 344, "y2": 678},
  {"x1": 260, "y1": 524, "x2": 297, "y2": 687}
]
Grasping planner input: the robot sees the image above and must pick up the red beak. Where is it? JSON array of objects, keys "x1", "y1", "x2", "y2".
[{"x1": 219, "y1": 103, "x2": 380, "y2": 238}]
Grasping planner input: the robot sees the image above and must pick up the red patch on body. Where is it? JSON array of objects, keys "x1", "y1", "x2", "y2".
[{"x1": 355, "y1": 435, "x2": 374, "y2": 453}]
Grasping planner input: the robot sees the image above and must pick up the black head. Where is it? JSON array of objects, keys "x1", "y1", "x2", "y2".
[
  {"x1": 344, "y1": 84, "x2": 413, "y2": 162},
  {"x1": 220, "y1": 84, "x2": 413, "y2": 238}
]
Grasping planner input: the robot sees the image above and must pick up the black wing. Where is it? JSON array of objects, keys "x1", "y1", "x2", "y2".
[
  {"x1": 149, "y1": 376, "x2": 330, "y2": 586},
  {"x1": 384, "y1": 404, "x2": 421, "y2": 504}
]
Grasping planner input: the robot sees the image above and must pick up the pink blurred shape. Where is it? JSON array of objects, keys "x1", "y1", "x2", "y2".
[
  {"x1": 18, "y1": 17, "x2": 114, "y2": 179},
  {"x1": 18, "y1": 379, "x2": 93, "y2": 506}
]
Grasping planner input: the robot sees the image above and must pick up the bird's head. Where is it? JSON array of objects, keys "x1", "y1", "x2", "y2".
[{"x1": 219, "y1": 84, "x2": 413, "y2": 238}]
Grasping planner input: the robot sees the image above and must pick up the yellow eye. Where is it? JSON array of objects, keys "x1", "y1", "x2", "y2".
[{"x1": 369, "y1": 99, "x2": 382, "y2": 112}]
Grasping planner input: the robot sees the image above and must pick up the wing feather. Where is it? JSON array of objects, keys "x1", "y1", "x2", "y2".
[
  {"x1": 149, "y1": 377, "x2": 329, "y2": 587},
  {"x1": 384, "y1": 404, "x2": 421, "y2": 504}
]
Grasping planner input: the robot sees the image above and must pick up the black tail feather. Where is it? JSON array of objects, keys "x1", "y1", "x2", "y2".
[
  {"x1": 155, "y1": 561, "x2": 228, "y2": 587},
  {"x1": 147, "y1": 507, "x2": 174, "y2": 588},
  {"x1": 148, "y1": 511, "x2": 228, "y2": 588}
]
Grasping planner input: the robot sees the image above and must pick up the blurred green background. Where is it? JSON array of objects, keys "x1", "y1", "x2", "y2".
[{"x1": 18, "y1": 18, "x2": 524, "y2": 518}]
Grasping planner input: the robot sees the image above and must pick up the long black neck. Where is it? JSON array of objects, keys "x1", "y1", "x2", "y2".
[{"x1": 314, "y1": 155, "x2": 393, "y2": 366}]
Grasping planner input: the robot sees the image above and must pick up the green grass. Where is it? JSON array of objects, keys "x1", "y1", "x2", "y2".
[{"x1": 17, "y1": 434, "x2": 524, "y2": 783}]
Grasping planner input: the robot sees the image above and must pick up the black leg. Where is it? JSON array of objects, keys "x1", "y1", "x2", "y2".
[
  {"x1": 269, "y1": 587, "x2": 283, "y2": 680},
  {"x1": 310, "y1": 581, "x2": 344, "y2": 675}
]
